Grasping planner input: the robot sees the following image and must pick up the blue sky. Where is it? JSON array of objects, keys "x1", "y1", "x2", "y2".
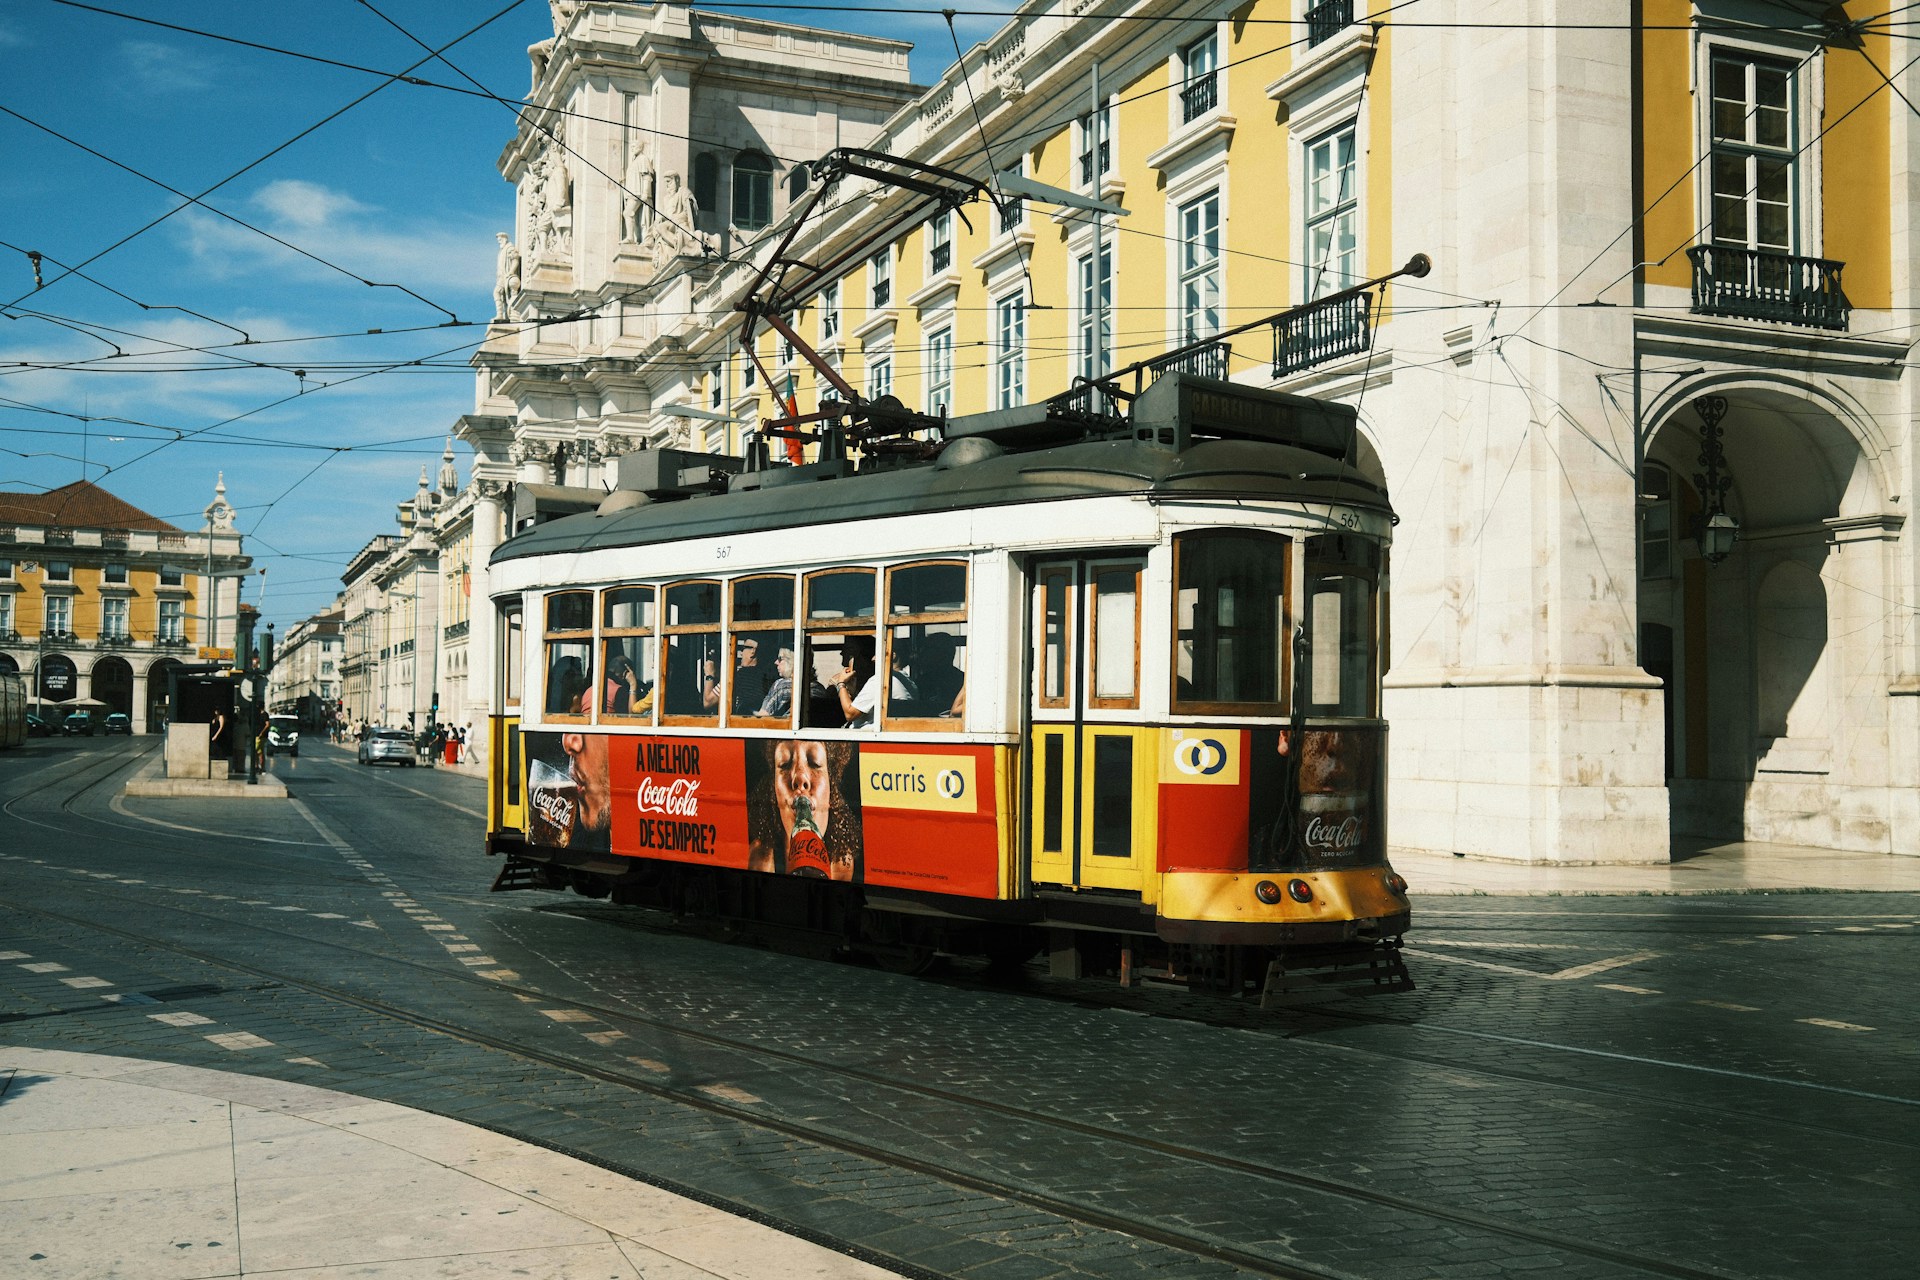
[{"x1": 0, "y1": 1, "x2": 1009, "y2": 630}]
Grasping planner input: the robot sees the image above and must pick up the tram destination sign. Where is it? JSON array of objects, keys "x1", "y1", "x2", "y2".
[{"x1": 1132, "y1": 373, "x2": 1358, "y2": 459}]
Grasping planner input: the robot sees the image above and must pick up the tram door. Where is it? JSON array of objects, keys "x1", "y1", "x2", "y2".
[{"x1": 1027, "y1": 556, "x2": 1153, "y2": 892}]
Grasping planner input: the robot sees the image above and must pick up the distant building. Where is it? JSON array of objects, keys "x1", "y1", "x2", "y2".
[
  {"x1": 0, "y1": 477, "x2": 251, "y2": 730},
  {"x1": 268, "y1": 605, "x2": 344, "y2": 729}
]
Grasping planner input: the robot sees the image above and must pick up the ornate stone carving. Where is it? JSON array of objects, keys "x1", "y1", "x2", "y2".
[
  {"x1": 526, "y1": 127, "x2": 574, "y2": 265},
  {"x1": 621, "y1": 139, "x2": 655, "y2": 245},
  {"x1": 643, "y1": 172, "x2": 706, "y2": 261},
  {"x1": 492, "y1": 233, "x2": 521, "y2": 318},
  {"x1": 475, "y1": 479, "x2": 510, "y2": 502}
]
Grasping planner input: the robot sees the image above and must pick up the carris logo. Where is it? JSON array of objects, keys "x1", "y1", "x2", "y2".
[
  {"x1": 1172, "y1": 737, "x2": 1228, "y2": 776},
  {"x1": 935, "y1": 768, "x2": 966, "y2": 800}
]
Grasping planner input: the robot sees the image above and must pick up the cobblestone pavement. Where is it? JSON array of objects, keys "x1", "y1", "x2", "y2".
[{"x1": 2, "y1": 736, "x2": 1915, "y2": 1279}]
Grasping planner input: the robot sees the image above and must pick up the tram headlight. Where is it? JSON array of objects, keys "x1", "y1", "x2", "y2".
[
  {"x1": 1386, "y1": 873, "x2": 1408, "y2": 896},
  {"x1": 1287, "y1": 879, "x2": 1314, "y2": 904},
  {"x1": 1254, "y1": 879, "x2": 1284, "y2": 905}
]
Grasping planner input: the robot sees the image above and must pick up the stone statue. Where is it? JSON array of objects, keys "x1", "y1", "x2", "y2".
[
  {"x1": 621, "y1": 139, "x2": 656, "y2": 245},
  {"x1": 647, "y1": 173, "x2": 703, "y2": 260},
  {"x1": 526, "y1": 132, "x2": 573, "y2": 263},
  {"x1": 493, "y1": 233, "x2": 521, "y2": 317}
]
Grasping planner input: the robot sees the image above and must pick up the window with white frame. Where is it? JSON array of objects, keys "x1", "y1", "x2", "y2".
[
  {"x1": 995, "y1": 292, "x2": 1025, "y2": 409},
  {"x1": 104, "y1": 563, "x2": 128, "y2": 585},
  {"x1": 0, "y1": 594, "x2": 11, "y2": 635},
  {"x1": 1076, "y1": 246, "x2": 1112, "y2": 381},
  {"x1": 46, "y1": 561, "x2": 71, "y2": 583},
  {"x1": 928, "y1": 210, "x2": 953, "y2": 275},
  {"x1": 159, "y1": 566, "x2": 182, "y2": 586},
  {"x1": 159, "y1": 599, "x2": 183, "y2": 640},
  {"x1": 1077, "y1": 107, "x2": 1112, "y2": 187},
  {"x1": 926, "y1": 327, "x2": 953, "y2": 415},
  {"x1": 46, "y1": 595, "x2": 71, "y2": 634},
  {"x1": 708, "y1": 364, "x2": 724, "y2": 408},
  {"x1": 869, "y1": 249, "x2": 892, "y2": 308},
  {"x1": 1304, "y1": 122, "x2": 1360, "y2": 296},
  {"x1": 1708, "y1": 50, "x2": 1797, "y2": 254},
  {"x1": 1180, "y1": 32, "x2": 1218, "y2": 123},
  {"x1": 867, "y1": 352, "x2": 893, "y2": 401},
  {"x1": 778, "y1": 313, "x2": 796, "y2": 366},
  {"x1": 820, "y1": 280, "x2": 841, "y2": 343},
  {"x1": 103, "y1": 596, "x2": 128, "y2": 639},
  {"x1": 1179, "y1": 191, "x2": 1221, "y2": 341},
  {"x1": 741, "y1": 352, "x2": 757, "y2": 389}
]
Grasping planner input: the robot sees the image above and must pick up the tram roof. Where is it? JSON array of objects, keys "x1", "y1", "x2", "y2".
[{"x1": 493, "y1": 430, "x2": 1390, "y2": 568}]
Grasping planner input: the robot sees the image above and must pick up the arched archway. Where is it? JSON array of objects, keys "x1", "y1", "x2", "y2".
[
  {"x1": 0, "y1": 654, "x2": 17, "y2": 676},
  {"x1": 1639, "y1": 382, "x2": 1895, "y2": 852},
  {"x1": 90, "y1": 656, "x2": 133, "y2": 718},
  {"x1": 37, "y1": 653, "x2": 77, "y2": 707},
  {"x1": 147, "y1": 657, "x2": 183, "y2": 732}
]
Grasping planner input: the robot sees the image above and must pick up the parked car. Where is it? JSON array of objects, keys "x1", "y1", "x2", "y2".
[
  {"x1": 358, "y1": 728, "x2": 415, "y2": 767},
  {"x1": 103, "y1": 713, "x2": 132, "y2": 735},
  {"x1": 25, "y1": 713, "x2": 51, "y2": 737},
  {"x1": 266, "y1": 716, "x2": 300, "y2": 757},
  {"x1": 62, "y1": 712, "x2": 94, "y2": 736}
]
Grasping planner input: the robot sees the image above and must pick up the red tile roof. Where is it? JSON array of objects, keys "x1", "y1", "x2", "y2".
[{"x1": 0, "y1": 481, "x2": 182, "y2": 533}]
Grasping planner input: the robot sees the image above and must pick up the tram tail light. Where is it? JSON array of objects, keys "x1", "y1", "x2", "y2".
[
  {"x1": 1254, "y1": 879, "x2": 1283, "y2": 905},
  {"x1": 1287, "y1": 879, "x2": 1314, "y2": 904},
  {"x1": 1386, "y1": 873, "x2": 1408, "y2": 895}
]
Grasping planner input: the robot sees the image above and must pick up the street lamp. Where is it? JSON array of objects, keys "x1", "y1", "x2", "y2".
[{"x1": 1691, "y1": 395, "x2": 1740, "y2": 566}]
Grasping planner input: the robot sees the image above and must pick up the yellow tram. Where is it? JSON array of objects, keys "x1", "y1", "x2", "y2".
[{"x1": 482, "y1": 373, "x2": 1410, "y2": 1000}]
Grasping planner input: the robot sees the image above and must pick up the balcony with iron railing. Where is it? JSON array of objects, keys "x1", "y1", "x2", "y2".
[
  {"x1": 1180, "y1": 74, "x2": 1217, "y2": 123},
  {"x1": 1148, "y1": 341, "x2": 1231, "y2": 383},
  {"x1": 1274, "y1": 291, "x2": 1374, "y2": 376},
  {"x1": 1305, "y1": 0, "x2": 1354, "y2": 48},
  {"x1": 1078, "y1": 140, "x2": 1111, "y2": 188},
  {"x1": 1686, "y1": 245, "x2": 1849, "y2": 331},
  {"x1": 871, "y1": 278, "x2": 891, "y2": 308},
  {"x1": 929, "y1": 242, "x2": 952, "y2": 273}
]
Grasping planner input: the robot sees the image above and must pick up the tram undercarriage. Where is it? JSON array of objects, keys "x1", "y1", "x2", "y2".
[{"x1": 489, "y1": 838, "x2": 1410, "y2": 1003}]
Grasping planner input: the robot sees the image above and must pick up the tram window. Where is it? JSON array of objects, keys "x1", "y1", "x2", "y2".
[
  {"x1": 543, "y1": 591, "x2": 593, "y2": 720},
  {"x1": 600, "y1": 587, "x2": 655, "y2": 721},
  {"x1": 731, "y1": 575, "x2": 796, "y2": 725},
  {"x1": 885, "y1": 560, "x2": 968, "y2": 726},
  {"x1": 1089, "y1": 563, "x2": 1141, "y2": 709},
  {"x1": 1303, "y1": 535, "x2": 1379, "y2": 717},
  {"x1": 802, "y1": 568, "x2": 876, "y2": 728},
  {"x1": 1039, "y1": 568, "x2": 1072, "y2": 709},
  {"x1": 662, "y1": 580, "x2": 722, "y2": 724},
  {"x1": 499, "y1": 603, "x2": 523, "y2": 709},
  {"x1": 1172, "y1": 532, "x2": 1288, "y2": 713}
]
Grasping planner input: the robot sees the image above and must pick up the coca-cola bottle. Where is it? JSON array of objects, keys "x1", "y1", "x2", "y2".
[{"x1": 786, "y1": 794, "x2": 829, "y2": 877}]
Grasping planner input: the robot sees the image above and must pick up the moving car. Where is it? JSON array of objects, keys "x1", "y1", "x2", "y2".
[
  {"x1": 357, "y1": 728, "x2": 415, "y2": 767},
  {"x1": 61, "y1": 712, "x2": 93, "y2": 736},
  {"x1": 266, "y1": 716, "x2": 300, "y2": 757},
  {"x1": 103, "y1": 713, "x2": 132, "y2": 735},
  {"x1": 26, "y1": 713, "x2": 51, "y2": 737}
]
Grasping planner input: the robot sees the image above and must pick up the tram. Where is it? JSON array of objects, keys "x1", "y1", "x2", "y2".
[{"x1": 482, "y1": 370, "x2": 1411, "y2": 1000}]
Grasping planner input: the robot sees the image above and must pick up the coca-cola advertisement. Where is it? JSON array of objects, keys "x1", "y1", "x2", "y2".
[
  {"x1": 1246, "y1": 725, "x2": 1383, "y2": 872},
  {"x1": 524, "y1": 733, "x2": 613, "y2": 854},
  {"x1": 745, "y1": 739, "x2": 865, "y2": 881}
]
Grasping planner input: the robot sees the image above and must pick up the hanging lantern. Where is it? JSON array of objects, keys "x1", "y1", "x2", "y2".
[{"x1": 1691, "y1": 396, "x2": 1740, "y2": 566}]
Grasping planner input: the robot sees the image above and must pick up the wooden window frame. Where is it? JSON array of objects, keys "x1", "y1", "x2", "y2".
[
  {"x1": 728, "y1": 574, "x2": 798, "y2": 729},
  {"x1": 542, "y1": 589, "x2": 594, "y2": 725},
  {"x1": 1170, "y1": 531, "x2": 1291, "y2": 717},
  {"x1": 802, "y1": 568, "x2": 878, "y2": 730},
  {"x1": 1302, "y1": 535, "x2": 1381, "y2": 719},
  {"x1": 1086, "y1": 559, "x2": 1143, "y2": 711},
  {"x1": 599, "y1": 586, "x2": 656, "y2": 725},
  {"x1": 659, "y1": 579, "x2": 723, "y2": 727},
  {"x1": 1036, "y1": 565, "x2": 1076, "y2": 711},
  {"x1": 883, "y1": 559, "x2": 969, "y2": 732}
]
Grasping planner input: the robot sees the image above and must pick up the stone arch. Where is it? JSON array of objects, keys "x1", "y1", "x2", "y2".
[
  {"x1": 0, "y1": 654, "x2": 16, "y2": 676},
  {"x1": 37, "y1": 653, "x2": 77, "y2": 705},
  {"x1": 90, "y1": 655, "x2": 133, "y2": 718},
  {"x1": 146, "y1": 657, "x2": 184, "y2": 730}
]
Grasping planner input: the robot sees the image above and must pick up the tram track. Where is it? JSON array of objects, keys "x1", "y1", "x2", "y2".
[
  {"x1": 0, "y1": 868, "x2": 1825, "y2": 1280},
  {"x1": 4, "y1": 755, "x2": 1901, "y2": 1279}
]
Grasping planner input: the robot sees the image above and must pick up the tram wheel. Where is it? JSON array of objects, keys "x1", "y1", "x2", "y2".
[{"x1": 865, "y1": 943, "x2": 940, "y2": 976}]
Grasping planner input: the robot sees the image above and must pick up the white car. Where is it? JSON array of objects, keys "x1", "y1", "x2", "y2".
[
  {"x1": 266, "y1": 717, "x2": 300, "y2": 757},
  {"x1": 357, "y1": 729, "x2": 416, "y2": 767}
]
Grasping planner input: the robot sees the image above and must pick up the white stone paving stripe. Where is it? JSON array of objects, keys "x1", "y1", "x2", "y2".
[
  {"x1": 205, "y1": 1031, "x2": 274, "y2": 1050},
  {"x1": 149, "y1": 1011, "x2": 214, "y2": 1026},
  {"x1": 1546, "y1": 951, "x2": 1661, "y2": 981},
  {"x1": 0, "y1": 951, "x2": 28, "y2": 960},
  {"x1": 1798, "y1": 1018, "x2": 1874, "y2": 1032},
  {"x1": 101, "y1": 992, "x2": 159, "y2": 1005},
  {"x1": 541, "y1": 1009, "x2": 595, "y2": 1023},
  {"x1": 20, "y1": 962, "x2": 69, "y2": 973},
  {"x1": 1693, "y1": 1000, "x2": 1761, "y2": 1011},
  {"x1": 695, "y1": 1083, "x2": 761, "y2": 1104},
  {"x1": 59, "y1": 976, "x2": 113, "y2": 989},
  {"x1": 583, "y1": 1030, "x2": 626, "y2": 1045},
  {"x1": 1399, "y1": 949, "x2": 1543, "y2": 978},
  {"x1": 1597, "y1": 983, "x2": 1662, "y2": 995}
]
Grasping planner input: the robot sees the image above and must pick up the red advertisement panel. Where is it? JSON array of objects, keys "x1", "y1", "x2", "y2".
[{"x1": 857, "y1": 743, "x2": 1002, "y2": 898}]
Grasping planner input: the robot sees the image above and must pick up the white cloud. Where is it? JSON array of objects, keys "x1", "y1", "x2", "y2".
[
  {"x1": 121, "y1": 40, "x2": 217, "y2": 93},
  {"x1": 253, "y1": 180, "x2": 372, "y2": 230}
]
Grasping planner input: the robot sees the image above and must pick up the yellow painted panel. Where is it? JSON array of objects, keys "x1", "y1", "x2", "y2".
[
  {"x1": 1639, "y1": 2, "x2": 1695, "y2": 294},
  {"x1": 1823, "y1": 24, "x2": 1891, "y2": 310},
  {"x1": 1159, "y1": 868, "x2": 1406, "y2": 929},
  {"x1": 1076, "y1": 725, "x2": 1156, "y2": 892},
  {"x1": 1116, "y1": 60, "x2": 1170, "y2": 366},
  {"x1": 1027, "y1": 725, "x2": 1075, "y2": 884}
]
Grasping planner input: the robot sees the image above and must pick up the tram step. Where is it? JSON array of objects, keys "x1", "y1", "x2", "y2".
[
  {"x1": 489, "y1": 855, "x2": 545, "y2": 893},
  {"x1": 1260, "y1": 940, "x2": 1413, "y2": 1007}
]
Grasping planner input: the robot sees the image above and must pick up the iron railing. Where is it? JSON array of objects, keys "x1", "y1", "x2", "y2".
[
  {"x1": 1078, "y1": 140, "x2": 1111, "y2": 187},
  {"x1": 871, "y1": 278, "x2": 891, "y2": 308},
  {"x1": 1306, "y1": 0, "x2": 1354, "y2": 48},
  {"x1": 1273, "y1": 291, "x2": 1373, "y2": 376},
  {"x1": 1686, "y1": 245, "x2": 1849, "y2": 331},
  {"x1": 1148, "y1": 340, "x2": 1231, "y2": 383},
  {"x1": 930, "y1": 242, "x2": 952, "y2": 273},
  {"x1": 1180, "y1": 74, "x2": 1217, "y2": 123}
]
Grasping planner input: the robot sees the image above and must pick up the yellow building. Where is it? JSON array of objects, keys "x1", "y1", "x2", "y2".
[
  {"x1": 0, "y1": 478, "x2": 251, "y2": 730},
  {"x1": 469, "y1": 2, "x2": 1918, "y2": 862}
]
